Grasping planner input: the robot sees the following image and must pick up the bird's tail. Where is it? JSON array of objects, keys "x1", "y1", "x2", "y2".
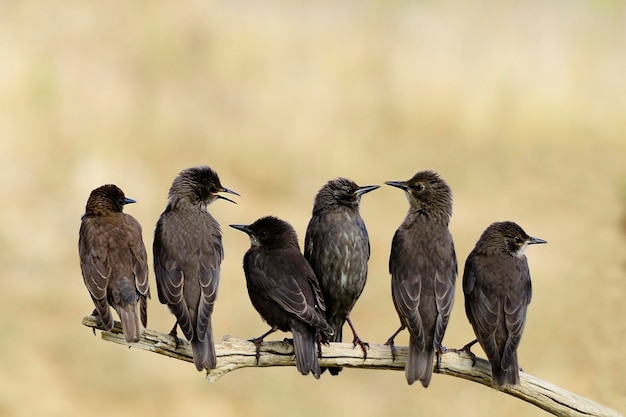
[
  {"x1": 405, "y1": 338, "x2": 434, "y2": 387},
  {"x1": 492, "y1": 353, "x2": 520, "y2": 387},
  {"x1": 114, "y1": 302, "x2": 143, "y2": 343},
  {"x1": 191, "y1": 326, "x2": 216, "y2": 372},
  {"x1": 290, "y1": 318, "x2": 320, "y2": 379},
  {"x1": 322, "y1": 319, "x2": 344, "y2": 376}
]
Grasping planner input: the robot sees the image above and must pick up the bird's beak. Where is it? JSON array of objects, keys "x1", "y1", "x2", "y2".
[
  {"x1": 354, "y1": 185, "x2": 380, "y2": 196},
  {"x1": 385, "y1": 180, "x2": 408, "y2": 191},
  {"x1": 217, "y1": 187, "x2": 240, "y2": 204},
  {"x1": 229, "y1": 224, "x2": 251, "y2": 235},
  {"x1": 528, "y1": 236, "x2": 547, "y2": 245},
  {"x1": 123, "y1": 197, "x2": 137, "y2": 205}
]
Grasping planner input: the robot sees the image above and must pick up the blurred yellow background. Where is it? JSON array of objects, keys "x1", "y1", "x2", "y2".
[{"x1": 1, "y1": 1, "x2": 624, "y2": 416}]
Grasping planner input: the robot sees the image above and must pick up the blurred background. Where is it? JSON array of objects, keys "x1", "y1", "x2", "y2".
[{"x1": 1, "y1": 1, "x2": 624, "y2": 416}]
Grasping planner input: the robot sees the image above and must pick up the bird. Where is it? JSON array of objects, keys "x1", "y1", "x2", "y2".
[
  {"x1": 79, "y1": 184, "x2": 150, "y2": 343},
  {"x1": 384, "y1": 170, "x2": 457, "y2": 387},
  {"x1": 153, "y1": 166, "x2": 239, "y2": 371},
  {"x1": 304, "y1": 178, "x2": 379, "y2": 375},
  {"x1": 463, "y1": 221, "x2": 546, "y2": 388},
  {"x1": 230, "y1": 216, "x2": 333, "y2": 379}
]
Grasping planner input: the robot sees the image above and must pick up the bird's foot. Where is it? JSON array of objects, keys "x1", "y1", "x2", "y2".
[
  {"x1": 435, "y1": 346, "x2": 447, "y2": 373},
  {"x1": 352, "y1": 336, "x2": 370, "y2": 361},
  {"x1": 168, "y1": 324, "x2": 182, "y2": 350},
  {"x1": 247, "y1": 336, "x2": 265, "y2": 365},
  {"x1": 384, "y1": 337, "x2": 397, "y2": 362},
  {"x1": 448, "y1": 339, "x2": 478, "y2": 366}
]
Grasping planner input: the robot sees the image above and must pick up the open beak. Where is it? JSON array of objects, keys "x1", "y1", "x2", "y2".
[
  {"x1": 217, "y1": 187, "x2": 240, "y2": 204},
  {"x1": 354, "y1": 185, "x2": 380, "y2": 197}
]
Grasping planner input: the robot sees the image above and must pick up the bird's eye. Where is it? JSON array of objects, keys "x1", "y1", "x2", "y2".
[
  {"x1": 514, "y1": 237, "x2": 524, "y2": 244},
  {"x1": 415, "y1": 184, "x2": 425, "y2": 192}
]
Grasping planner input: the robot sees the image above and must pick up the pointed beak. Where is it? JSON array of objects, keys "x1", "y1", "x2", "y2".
[
  {"x1": 528, "y1": 236, "x2": 547, "y2": 245},
  {"x1": 229, "y1": 224, "x2": 251, "y2": 235},
  {"x1": 217, "y1": 187, "x2": 240, "y2": 204},
  {"x1": 354, "y1": 184, "x2": 380, "y2": 197},
  {"x1": 123, "y1": 197, "x2": 137, "y2": 205},
  {"x1": 385, "y1": 180, "x2": 408, "y2": 191}
]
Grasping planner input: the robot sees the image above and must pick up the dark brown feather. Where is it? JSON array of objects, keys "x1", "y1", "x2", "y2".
[
  {"x1": 463, "y1": 221, "x2": 545, "y2": 387},
  {"x1": 231, "y1": 216, "x2": 332, "y2": 378},
  {"x1": 153, "y1": 166, "x2": 238, "y2": 371},
  {"x1": 386, "y1": 171, "x2": 457, "y2": 387},
  {"x1": 78, "y1": 184, "x2": 150, "y2": 343}
]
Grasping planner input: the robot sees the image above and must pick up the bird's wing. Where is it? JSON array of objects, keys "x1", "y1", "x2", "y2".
[
  {"x1": 389, "y1": 230, "x2": 425, "y2": 350},
  {"x1": 78, "y1": 217, "x2": 115, "y2": 328},
  {"x1": 124, "y1": 215, "x2": 150, "y2": 327},
  {"x1": 126, "y1": 215, "x2": 150, "y2": 297},
  {"x1": 434, "y1": 235, "x2": 457, "y2": 348},
  {"x1": 79, "y1": 218, "x2": 112, "y2": 301},
  {"x1": 501, "y1": 263, "x2": 532, "y2": 369},
  {"x1": 250, "y1": 250, "x2": 328, "y2": 331},
  {"x1": 463, "y1": 255, "x2": 502, "y2": 367},
  {"x1": 196, "y1": 229, "x2": 223, "y2": 338},
  {"x1": 153, "y1": 218, "x2": 193, "y2": 339}
]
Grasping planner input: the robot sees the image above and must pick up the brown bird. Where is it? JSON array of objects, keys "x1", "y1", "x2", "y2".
[
  {"x1": 304, "y1": 178, "x2": 379, "y2": 375},
  {"x1": 230, "y1": 216, "x2": 333, "y2": 378},
  {"x1": 463, "y1": 221, "x2": 546, "y2": 387},
  {"x1": 385, "y1": 170, "x2": 457, "y2": 387},
  {"x1": 79, "y1": 184, "x2": 150, "y2": 343},
  {"x1": 154, "y1": 166, "x2": 239, "y2": 371}
]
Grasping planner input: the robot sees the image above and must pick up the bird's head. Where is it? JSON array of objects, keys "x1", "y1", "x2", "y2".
[
  {"x1": 230, "y1": 216, "x2": 300, "y2": 250},
  {"x1": 85, "y1": 184, "x2": 136, "y2": 215},
  {"x1": 313, "y1": 177, "x2": 379, "y2": 212},
  {"x1": 385, "y1": 170, "x2": 452, "y2": 221},
  {"x1": 480, "y1": 221, "x2": 547, "y2": 257},
  {"x1": 168, "y1": 165, "x2": 239, "y2": 208}
]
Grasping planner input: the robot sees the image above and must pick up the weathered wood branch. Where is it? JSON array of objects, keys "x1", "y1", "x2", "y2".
[{"x1": 82, "y1": 316, "x2": 621, "y2": 417}]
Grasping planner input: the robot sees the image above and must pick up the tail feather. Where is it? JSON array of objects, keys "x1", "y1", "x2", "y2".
[
  {"x1": 191, "y1": 328, "x2": 216, "y2": 372},
  {"x1": 114, "y1": 303, "x2": 142, "y2": 343},
  {"x1": 291, "y1": 319, "x2": 320, "y2": 378},
  {"x1": 405, "y1": 338, "x2": 434, "y2": 387},
  {"x1": 492, "y1": 353, "x2": 520, "y2": 387}
]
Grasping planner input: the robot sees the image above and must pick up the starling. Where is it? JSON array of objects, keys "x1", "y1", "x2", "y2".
[
  {"x1": 384, "y1": 170, "x2": 457, "y2": 387},
  {"x1": 304, "y1": 178, "x2": 379, "y2": 375},
  {"x1": 79, "y1": 184, "x2": 150, "y2": 343},
  {"x1": 153, "y1": 166, "x2": 239, "y2": 371},
  {"x1": 463, "y1": 221, "x2": 546, "y2": 388},
  {"x1": 230, "y1": 216, "x2": 333, "y2": 379}
]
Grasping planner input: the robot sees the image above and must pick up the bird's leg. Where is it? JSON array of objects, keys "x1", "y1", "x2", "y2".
[
  {"x1": 248, "y1": 327, "x2": 278, "y2": 365},
  {"x1": 315, "y1": 329, "x2": 327, "y2": 359},
  {"x1": 90, "y1": 309, "x2": 98, "y2": 335},
  {"x1": 345, "y1": 315, "x2": 369, "y2": 360},
  {"x1": 435, "y1": 346, "x2": 447, "y2": 373},
  {"x1": 384, "y1": 325, "x2": 406, "y2": 362},
  {"x1": 447, "y1": 339, "x2": 478, "y2": 366},
  {"x1": 168, "y1": 322, "x2": 182, "y2": 350}
]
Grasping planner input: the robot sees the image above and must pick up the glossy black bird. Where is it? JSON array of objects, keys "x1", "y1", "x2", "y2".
[
  {"x1": 384, "y1": 170, "x2": 457, "y2": 387},
  {"x1": 79, "y1": 184, "x2": 150, "y2": 343},
  {"x1": 463, "y1": 221, "x2": 546, "y2": 388},
  {"x1": 230, "y1": 216, "x2": 333, "y2": 379},
  {"x1": 154, "y1": 166, "x2": 239, "y2": 371},
  {"x1": 304, "y1": 178, "x2": 379, "y2": 375}
]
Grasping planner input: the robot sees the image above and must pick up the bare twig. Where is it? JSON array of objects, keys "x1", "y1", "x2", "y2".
[{"x1": 82, "y1": 316, "x2": 622, "y2": 417}]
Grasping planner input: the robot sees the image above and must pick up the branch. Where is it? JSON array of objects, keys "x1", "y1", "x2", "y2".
[{"x1": 82, "y1": 316, "x2": 622, "y2": 417}]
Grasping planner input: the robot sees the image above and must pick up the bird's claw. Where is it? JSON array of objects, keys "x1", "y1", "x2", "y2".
[
  {"x1": 448, "y1": 339, "x2": 478, "y2": 366},
  {"x1": 352, "y1": 337, "x2": 370, "y2": 361},
  {"x1": 248, "y1": 337, "x2": 264, "y2": 365},
  {"x1": 384, "y1": 338, "x2": 397, "y2": 362}
]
